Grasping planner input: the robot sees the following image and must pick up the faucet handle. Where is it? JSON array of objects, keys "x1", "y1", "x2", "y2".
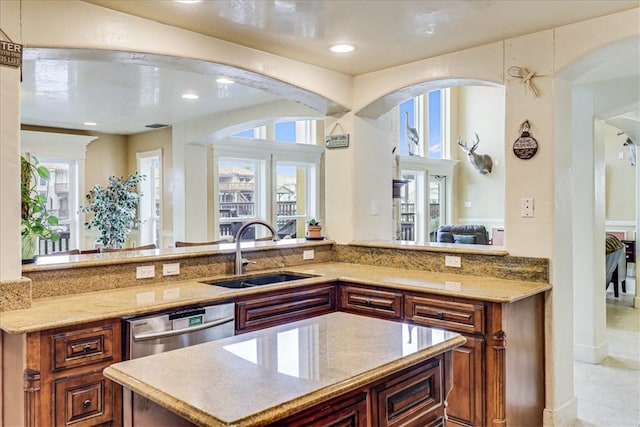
[{"x1": 241, "y1": 258, "x2": 256, "y2": 266}]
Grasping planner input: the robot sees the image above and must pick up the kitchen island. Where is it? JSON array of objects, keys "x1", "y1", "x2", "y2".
[{"x1": 104, "y1": 311, "x2": 465, "y2": 427}]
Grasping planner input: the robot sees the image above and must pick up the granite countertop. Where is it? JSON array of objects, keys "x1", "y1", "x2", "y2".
[
  {"x1": 104, "y1": 311, "x2": 466, "y2": 427},
  {"x1": 0, "y1": 262, "x2": 550, "y2": 334},
  {"x1": 350, "y1": 240, "x2": 509, "y2": 255},
  {"x1": 22, "y1": 238, "x2": 331, "y2": 272}
]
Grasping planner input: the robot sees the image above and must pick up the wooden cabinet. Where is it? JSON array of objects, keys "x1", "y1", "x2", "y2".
[
  {"x1": 236, "y1": 284, "x2": 337, "y2": 333},
  {"x1": 405, "y1": 292, "x2": 544, "y2": 427},
  {"x1": 5, "y1": 319, "x2": 123, "y2": 427},
  {"x1": 339, "y1": 284, "x2": 403, "y2": 320},
  {"x1": 277, "y1": 392, "x2": 369, "y2": 426},
  {"x1": 371, "y1": 356, "x2": 445, "y2": 427},
  {"x1": 277, "y1": 355, "x2": 449, "y2": 427}
]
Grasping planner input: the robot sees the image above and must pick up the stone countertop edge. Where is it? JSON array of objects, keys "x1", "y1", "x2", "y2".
[
  {"x1": 0, "y1": 262, "x2": 551, "y2": 334},
  {"x1": 22, "y1": 238, "x2": 334, "y2": 272},
  {"x1": 349, "y1": 240, "x2": 509, "y2": 256},
  {"x1": 103, "y1": 319, "x2": 467, "y2": 427}
]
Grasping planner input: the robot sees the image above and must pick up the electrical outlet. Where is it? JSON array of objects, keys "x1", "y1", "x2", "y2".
[
  {"x1": 445, "y1": 256, "x2": 461, "y2": 268},
  {"x1": 303, "y1": 249, "x2": 315, "y2": 260},
  {"x1": 521, "y1": 197, "x2": 534, "y2": 218},
  {"x1": 163, "y1": 263, "x2": 180, "y2": 276},
  {"x1": 136, "y1": 265, "x2": 155, "y2": 279}
]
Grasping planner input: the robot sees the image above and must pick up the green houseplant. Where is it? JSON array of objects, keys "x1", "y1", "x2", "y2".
[
  {"x1": 21, "y1": 154, "x2": 59, "y2": 260},
  {"x1": 80, "y1": 172, "x2": 146, "y2": 249}
]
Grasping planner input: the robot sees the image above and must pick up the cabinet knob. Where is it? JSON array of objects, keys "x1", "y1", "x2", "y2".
[
  {"x1": 83, "y1": 344, "x2": 91, "y2": 353},
  {"x1": 436, "y1": 312, "x2": 444, "y2": 320},
  {"x1": 82, "y1": 399, "x2": 91, "y2": 409}
]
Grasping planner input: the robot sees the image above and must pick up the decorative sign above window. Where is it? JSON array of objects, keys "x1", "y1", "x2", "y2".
[
  {"x1": 0, "y1": 28, "x2": 22, "y2": 68},
  {"x1": 325, "y1": 122, "x2": 349, "y2": 149},
  {"x1": 325, "y1": 134, "x2": 349, "y2": 149},
  {"x1": 513, "y1": 120, "x2": 538, "y2": 160}
]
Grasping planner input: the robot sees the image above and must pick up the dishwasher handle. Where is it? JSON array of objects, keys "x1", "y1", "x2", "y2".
[{"x1": 132, "y1": 316, "x2": 234, "y2": 341}]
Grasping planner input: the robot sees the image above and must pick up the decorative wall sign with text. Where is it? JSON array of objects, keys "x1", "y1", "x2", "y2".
[
  {"x1": 325, "y1": 122, "x2": 350, "y2": 149},
  {"x1": 513, "y1": 120, "x2": 538, "y2": 160},
  {"x1": 0, "y1": 28, "x2": 22, "y2": 68}
]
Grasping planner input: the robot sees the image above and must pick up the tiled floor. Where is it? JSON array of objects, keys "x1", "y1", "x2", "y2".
[{"x1": 574, "y1": 277, "x2": 640, "y2": 427}]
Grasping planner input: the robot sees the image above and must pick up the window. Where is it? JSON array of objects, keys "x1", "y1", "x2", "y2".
[
  {"x1": 398, "y1": 89, "x2": 446, "y2": 158},
  {"x1": 213, "y1": 125, "x2": 323, "y2": 240},
  {"x1": 394, "y1": 90, "x2": 453, "y2": 243},
  {"x1": 21, "y1": 131, "x2": 95, "y2": 254}
]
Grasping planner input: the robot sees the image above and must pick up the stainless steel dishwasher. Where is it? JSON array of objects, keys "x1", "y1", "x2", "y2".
[{"x1": 123, "y1": 303, "x2": 235, "y2": 426}]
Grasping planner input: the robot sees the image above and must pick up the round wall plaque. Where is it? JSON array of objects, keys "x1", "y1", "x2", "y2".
[{"x1": 513, "y1": 120, "x2": 538, "y2": 160}]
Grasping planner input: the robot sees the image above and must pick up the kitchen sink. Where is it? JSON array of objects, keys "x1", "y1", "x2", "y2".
[{"x1": 201, "y1": 272, "x2": 316, "y2": 289}]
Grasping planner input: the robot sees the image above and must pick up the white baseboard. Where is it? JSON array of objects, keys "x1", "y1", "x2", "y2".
[
  {"x1": 573, "y1": 340, "x2": 608, "y2": 364},
  {"x1": 543, "y1": 395, "x2": 577, "y2": 427}
]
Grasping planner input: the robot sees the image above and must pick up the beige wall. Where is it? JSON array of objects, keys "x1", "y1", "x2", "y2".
[
  {"x1": 604, "y1": 124, "x2": 637, "y2": 237},
  {"x1": 85, "y1": 133, "x2": 128, "y2": 188},
  {"x1": 451, "y1": 86, "x2": 506, "y2": 230}
]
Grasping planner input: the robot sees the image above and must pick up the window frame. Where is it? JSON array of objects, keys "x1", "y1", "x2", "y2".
[{"x1": 213, "y1": 137, "x2": 323, "y2": 240}]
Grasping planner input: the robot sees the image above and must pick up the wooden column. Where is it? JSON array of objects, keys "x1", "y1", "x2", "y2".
[{"x1": 23, "y1": 369, "x2": 41, "y2": 427}]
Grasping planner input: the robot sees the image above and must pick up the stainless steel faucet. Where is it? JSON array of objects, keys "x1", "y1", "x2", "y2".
[{"x1": 234, "y1": 220, "x2": 279, "y2": 275}]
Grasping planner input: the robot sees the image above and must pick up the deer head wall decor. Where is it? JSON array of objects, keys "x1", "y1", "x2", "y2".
[
  {"x1": 457, "y1": 133, "x2": 493, "y2": 175},
  {"x1": 623, "y1": 137, "x2": 636, "y2": 167}
]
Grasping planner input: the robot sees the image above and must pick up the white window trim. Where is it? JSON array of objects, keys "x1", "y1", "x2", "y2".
[
  {"x1": 213, "y1": 137, "x2": 324, "y2": 238},
  {"x1": 21, "y1": 131, "x2": 97, "y2": 250}
]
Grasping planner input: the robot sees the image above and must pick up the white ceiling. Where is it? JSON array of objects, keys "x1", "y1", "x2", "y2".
[{"x1": 20, "y1": 0, "x2": 640, "y2": 136}]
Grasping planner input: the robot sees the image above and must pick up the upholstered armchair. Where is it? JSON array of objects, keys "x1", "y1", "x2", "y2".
[
  {"x1": 435, "y1": 225, "x2": 489, "y2": 245},
  {"x1": 605, "y1": 234, "x2": 626, "y2": 297}
]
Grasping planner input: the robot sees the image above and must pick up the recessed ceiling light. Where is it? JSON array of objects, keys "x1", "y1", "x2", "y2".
[
  {"x1": 216, "y1": 78, "x2": 234, "y2": 84},
  {"x1": 181, "y1": 93, "x2": 199, "y2": 99},
  {"x1": 329, "y1": 43, "x2": 355, "y2": 53},
  {"x1": 83, "y1": 121, "x2": 97, "y2": 126}
]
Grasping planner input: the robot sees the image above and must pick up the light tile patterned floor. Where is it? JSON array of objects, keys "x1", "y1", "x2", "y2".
[{"x1": 574, "y1": 278, "x2": 640, "y2": 427}]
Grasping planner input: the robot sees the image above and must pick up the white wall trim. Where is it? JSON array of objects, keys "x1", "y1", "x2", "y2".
[
  {"x1": 605, "y1": 220, "x2": 636, "y2": 227},
  {"x1": 573, "y1": 340, "x2": 608, "y2": 364},
  {"x1": 543, "y1": 396, "x2": 578, "y2": 427}
]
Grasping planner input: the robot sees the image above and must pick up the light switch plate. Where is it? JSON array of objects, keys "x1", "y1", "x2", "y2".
[
  {"x1": 303, "y1": 249, "x2": 315, "y2": 260},
  {"x1": 521, "y1": 197, "x2": 534, "y2": 218},
  {"x1": 163, "y1": 263, "x2": 180, "y2": 276}
]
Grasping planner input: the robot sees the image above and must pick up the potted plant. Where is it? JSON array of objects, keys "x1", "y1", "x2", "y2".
[
  {"x1": 80, "y1": 172, "x2": 146, "y2": 249},
  {"x1": 21, "y1": 154, "x2": 59, "y2": 261},
  {"x1": 306, "y1": 219, "x2": 323, "y2": 239}
]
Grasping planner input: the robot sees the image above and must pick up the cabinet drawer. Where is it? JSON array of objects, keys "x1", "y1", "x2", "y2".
[
  {"x1": 405, "y1": 295, "x2": 484, "y2": 335},
  {"x1": 372, "y1": 357, "x2": 443, "y2": 427},
  {"x1": 278, "y1": 392, "x2": 369, "y2": 427},
  {"x1": 237, "y1": 285, "x2": 336, "y2": 333},
  {"x1": 339, "y1": 285, "x2": 403, "y2": 320},
  {"x1": 52, "y1": 324, "x2": 115, "y2": 371},
  {"x1": 54, "y1": 371, "x2": 114, "y2": 426}
]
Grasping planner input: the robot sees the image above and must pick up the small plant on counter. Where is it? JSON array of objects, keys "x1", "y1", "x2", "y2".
[
  {"x1": 21, "y1": 154, "x2": 59, "y2": 260},
  {"x1": 306, "y1": 219, "x2": 322, "y2": 239},
  {"x1": 80, "y1": 172, "x2": 146, "y2": 249}
]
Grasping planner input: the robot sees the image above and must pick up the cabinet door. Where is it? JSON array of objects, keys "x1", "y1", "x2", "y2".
[
  {"x1": 236, "y1": 284, "x2": 336, "y2": 333},
  {"x1": 339, "y1": 285, "x2": 403, "y2": 320},
  {"x1": 445, "y1": 336, "x2": 484, "y2": 427},
  {"x1": 277, "y1": 392, "x2": 368, "y2": 427},
  {"x1": 54, "y1": 371, "x2": 116, "y2": 427}
]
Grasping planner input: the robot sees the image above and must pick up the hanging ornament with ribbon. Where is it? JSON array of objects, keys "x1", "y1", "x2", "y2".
[{"x1": 513, "y1": 120, "x2": 538, "y2": 160}]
